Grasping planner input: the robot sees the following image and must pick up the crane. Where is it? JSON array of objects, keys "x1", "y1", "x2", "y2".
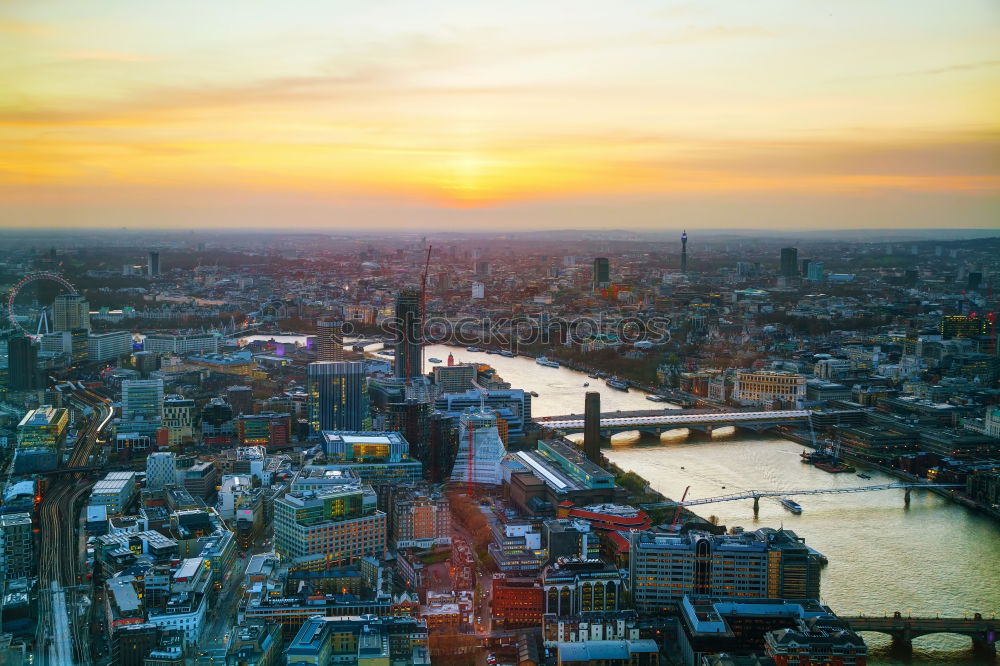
[{"x1": 670, "y1": 485, "x2": 691, "y2": 531}]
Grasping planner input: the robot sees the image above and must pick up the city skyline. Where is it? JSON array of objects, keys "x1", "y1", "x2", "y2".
[{"x1": 2, "y1": 0, "x2": 998, "y2": 231}]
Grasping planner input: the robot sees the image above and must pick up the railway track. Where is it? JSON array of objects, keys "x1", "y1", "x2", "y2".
[{"x1": 36, "y1": 389, "x2": 111, "y2": 665}]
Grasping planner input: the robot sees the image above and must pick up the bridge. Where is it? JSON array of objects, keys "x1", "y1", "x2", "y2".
[
  {"x1": 536, "y1": 408, "x2": 813, "y2": 436},
  {"x1": 842, "y1": 613, "x2": 997, "y2": 655},
  {"x1": 642, "y1": 483, "x2": 964, "y2": 515}
]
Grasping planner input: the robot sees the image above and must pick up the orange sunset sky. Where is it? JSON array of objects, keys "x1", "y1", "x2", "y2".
[{"x1": 1, "y1": 1, "x2": 998, "y2": 231}]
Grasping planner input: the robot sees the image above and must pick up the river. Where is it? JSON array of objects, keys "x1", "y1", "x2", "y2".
[
  {"x1": 246, "y1": 337, "x2": 999, "y2": 663},
  {"x1": 429, "y1": 344, "x2": 1000, "y2": 665}
]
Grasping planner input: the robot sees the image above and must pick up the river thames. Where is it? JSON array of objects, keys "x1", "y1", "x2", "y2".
[
  {"x1": 239, "y1": 337, "x2": 1000, "y2": 664},
  {"x1": 429, "y1": 344, "x2": 1000, "y2": 666}
]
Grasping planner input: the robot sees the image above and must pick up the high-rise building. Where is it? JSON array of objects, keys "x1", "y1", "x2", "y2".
[
  {"x1": 0, "y1": 513, "x2": 33, "y2": 581},
  {"x1": 315, "y1": 319, "x2": 345, "y2": 362},
  {"x1": 52, "y1": 293, "x2": 90, "y2": 332},
  {"x1": 146, "y1": 451, "x2": 178, "y2": 490},
  {"x1": 394, "y1": 288, "x2": 423, "y2": 380},
  {"x1": 681, "y1": 231, "x2": 688, "y2": 274},
  {"x1": 273, "y1": 485, "x2": 386, "y2": 565},
  {"x1": 148, "y1": 251, "x2": 160, "y2": 277},
  {"x1": 449, "y1": 408, "x2": 509, "y2": 487},
  {"x1": 307, "y1": 361, "x2": 369, "y2": 435},
  {"x1": 780, "y1": 247, "x2": 798, "y2": 277},
  {"x1": 122, "y1": 379, "x2": 164, "y2": 424},
  {"x1": 967, "y1": 271, "x2": 983, "y2": 291},
  {"x1": 593, "y1": 258, "x2": 610, "y2": 290},
  {"x1": 629, "y1": 528, "x2": 821, "y2": 613},
  {"x1": 6, "y1": 335, "x2": 40, "y2": 391},
  {"x1": 806, "y1": 261, "x2": 824, "y2": 282}
]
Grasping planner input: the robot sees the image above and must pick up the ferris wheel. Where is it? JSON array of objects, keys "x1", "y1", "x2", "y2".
[{"x1": 5, "y1": 272, "x2": 79, "y2": 336}]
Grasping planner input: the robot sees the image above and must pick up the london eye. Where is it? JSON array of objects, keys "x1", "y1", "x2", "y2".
[{"x1": 5, "y1": 272, "x2": 80, "y2": 336}]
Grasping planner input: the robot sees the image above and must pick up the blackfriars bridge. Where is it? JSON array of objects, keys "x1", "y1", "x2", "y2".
[{"x1": 842, "y1": 613, "x2": 997, "y2": 655}]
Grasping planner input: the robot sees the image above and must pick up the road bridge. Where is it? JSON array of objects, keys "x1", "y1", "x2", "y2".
[
  {"x1": 642, "y1": 483, "x2": 964, "y2": 516},
  {"x1": 536, "y1": 408, "x2": 814, "y2": 436},
  {"x1": 842, "y1": 613, "x2": 997, "y2": 655}
]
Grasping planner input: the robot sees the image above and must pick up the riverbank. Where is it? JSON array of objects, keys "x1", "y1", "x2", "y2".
[{"x1": 782, "y1": 428, "x2": 1000, "y2": 522}]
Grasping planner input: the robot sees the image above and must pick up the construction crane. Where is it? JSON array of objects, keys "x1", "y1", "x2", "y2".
[
  {"x1": 670, "y1": 485, "x2": 691, "y2": 531},
  {"x1": 408, "y1": 245, "x2": 433, "y2": 381}
]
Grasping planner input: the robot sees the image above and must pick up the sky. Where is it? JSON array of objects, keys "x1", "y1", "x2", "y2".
[{"x1": 1, "y1": 0, "x2": 998, "y2": 231}]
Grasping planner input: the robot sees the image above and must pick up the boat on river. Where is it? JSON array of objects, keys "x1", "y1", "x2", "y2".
[
  {"x1": 606, "y1": 377, "x2": 629, "y2": 391},
  {"x1": 780, "y1": 498, "x2": 803, "y2": 514},
  {"x1": 428, "y1": 357, "x2": 442, "y2": 364},
  {"x1": 536, "y1": 356, "x2": 560, "y2": 368},
  {"x1": 499, "y1": 350, "x2": 515, "y2": 357}
]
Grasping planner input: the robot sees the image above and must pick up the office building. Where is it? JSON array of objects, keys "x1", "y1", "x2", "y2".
[
  {"x1": 201, "y1": 398, "x2": 234, "y2": 446},
  {"x1": 389, "y1": 486, "x2": 450, "y2": 549},
  {"x1": 235, "y1": 413, "x2": 291, "y2": 450},
  {"x1": 492, "y1": 575, "x2": 545, "y2": 629},
  {"x1": 541, "y1": 558, "x2": 625, "y2": 616},
  {"x1": 91, "y1": 471, "x2": 138, "y2": 514},
  {"x1": 5, "y1": 335, "x2": 39, "y2": 391},
  {"x1": 307, "y1": 361, "x2": 369, "y2": 435},
  {"x1": 315, "y1": 319, "x2": 345, "y2": 362},
  {"x1": 315, "y1": 431, "x2": 422, "y2": 485},
  {"x1": 556, "y1": 639, "x2": 660, "y2": 665},
  {"x1": 88, "y1": 330, "x2": 133, "y2": 362},
  {"x1": 146, "y1": 452, "x2": 178, "y2": 491},
  {"x1": 143, "y1": 333, "x2": 219, "y2": 355},
  {"x1": 284, "y1": 615, "x2": 430, "y2": 665},
  {"x1": 0, "y1": 513, "x2": 33, "y2": 580},
  {"x1": 806, "y1": 261, "x2": 824, "y2": 282},
  {"x1": 434, "y1": 388, "x2": 532, "y2": 443},
  {"x1": 148, "y1": 251, "x2": 160, "y2": 277},
  {"x1": 449, "y1": 408, "x2": 508, "y2": 486},
  {"x1": 367, "y1": 376, "x2": 432, "y2": 450},
  {"x1": 593, "y1": 257, "x2": 610, "y2": 290},
  {"x1": 629, "y1": 529, "x2": 822, "y2": 614},
  {"x1": 393, "y1": 287, "x2": 423, "y2": 380},
  {"x1": 733, "y1": 371, "x2": 806, "y2": 409},
  {"x1": 679, "y1": 596, "x2": 865, "y2": 666},
  {"x1": 940, "y1": 314, "x2": 991, "y2": 339},
  {"x1": 120, "y1": 379, "x2": 164, "y2": 437},
  {"x1": 780, "y1": 247, "x2": 798, "y2": 277},
  {"x1": 274, "y1": 485, "x2": 386, "y2": 565},
  {"x1": 431, "y1": 363, "x2": 476, "y2": 393},
  {"x1": 163, "y1": 395, "x2": 194, "y2": 447},
  {"x1": 508, "y1": 439, "x2": 618, "y2": 516},
  {"x1": 16, "y1": 405, "x2": 68, "y2": 451},
  {"x1": 52, "y1": 293, "x2": 90, "y2": 332}
]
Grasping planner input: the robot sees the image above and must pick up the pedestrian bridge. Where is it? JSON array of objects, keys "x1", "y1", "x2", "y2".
[
  {"x1": 536, "y1": 409, "x2": 811, "y2": 434},
  {"x1": 842, "y1": 613, "x2": 997, "y2": 654}
]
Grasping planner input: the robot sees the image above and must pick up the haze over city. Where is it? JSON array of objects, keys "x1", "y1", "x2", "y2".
[{"x1": 2, "y1": 0, "x2": 999, "y2": 230}]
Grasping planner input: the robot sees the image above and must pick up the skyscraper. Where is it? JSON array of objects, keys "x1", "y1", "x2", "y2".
[
  {"x1": 593, "y1": 257, "x2": 610, "y2": 290},
  {"x1": 315, "y1": 318, "x2": 345, "y2": 362},
  {"x1": 148, "y1": 251, "x2": 160, "y2": 277},
  {"x1": 681, "y1": 230, "x2": 688, "y2": 274},
  {"x1": 780, "y1": 247, "x2": 799, "y2": 277},
  {"x1": 52, "y1": 293, "x2": 90, "y2": 332},
  {"x1": 6, "y1": 335, "x2": 40, "y2": 391},
  {"x1": 394, "y1": 287, "x2": 423, "y2": 380},
  {"x1": 307, "y1": 361, "x2": 369, "y2": 435}
]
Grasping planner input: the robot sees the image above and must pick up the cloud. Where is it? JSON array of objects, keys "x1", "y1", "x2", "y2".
[
  {"x1": 57, "y1": 50, "x2": 162, "y2": 63},
  {"x1": 837, "y1": 59, "x2": 1000, "y2": 81}
]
